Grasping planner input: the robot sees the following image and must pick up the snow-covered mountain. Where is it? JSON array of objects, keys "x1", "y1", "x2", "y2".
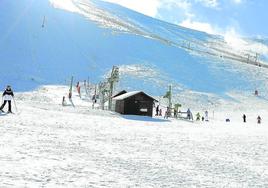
[
  {"x1": 1, "y1": 0, "x2": 268, "y2": 103},
  {"x1": 1, "y1": 2, "x2": 268, "y2": 185}
]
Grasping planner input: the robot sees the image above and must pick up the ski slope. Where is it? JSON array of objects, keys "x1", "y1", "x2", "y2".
[
  {"x1": 1, "y1": 1, "x2": 268, "y2": 187},
  {"x1": 1, "y1": 0, "x2": 268, "y2": 103},
  {"x1": 0, "y1": 86, "x2": 268, "y2": 187}
]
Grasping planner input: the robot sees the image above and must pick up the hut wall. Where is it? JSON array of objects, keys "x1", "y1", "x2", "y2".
[
  {"x1": 123, "y1": 94, "x2": 154, "y2": 117},
  {"x1": 115, "y1": 100, "x2": 125, "y2": 114}
]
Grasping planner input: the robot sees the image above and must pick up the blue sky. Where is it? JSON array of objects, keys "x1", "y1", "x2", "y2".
[{"x1": 104, "y1": 0, "x2": 267, "y2": 38}]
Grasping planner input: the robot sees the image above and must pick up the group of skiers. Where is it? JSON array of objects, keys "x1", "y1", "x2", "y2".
[
  {"x1": 156, "y1": 106, "x2": 263, "y2": 124},
  {"x1": 195, "y1": 110, "x2": 209, "y2": 122},
  {"x1": 156, "y1": 105, "x2": 209, "y2": 122},
  {"x1": 0, "y1": 85, "x2": 14, "y2": 114},
  {"x1": 242, "y1": 114, "x2": 262, "y2": 124},
  {"x1": 155, "y1": 105, "x2": 162, "y2": 117}
]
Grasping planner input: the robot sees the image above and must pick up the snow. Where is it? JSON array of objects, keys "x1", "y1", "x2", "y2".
[
  {"x1": 1, "y1": 0, "x2": 268, "y2": 99},
  {"x1": 49, "y1": 0, "x2": 81, "y2": 13},
  {"x1": 112, "y1": 91, "x2": 156, "y2": 101},
  {"x1": 113, "y1": 91, "x2": 141, "y2": 100},
  {"x1": 1, "y1": 1, "x2": 268, "y2": 186},
  {"x1": 50, "y1": 0, "x2": 141, "y2": 33},
  {"x1": 0, "y1": 85, "x2": 268, "y2": 187}
]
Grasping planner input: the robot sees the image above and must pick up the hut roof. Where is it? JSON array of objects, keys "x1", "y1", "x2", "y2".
[
  {"x1": 112, "y1": 90, "x2": 127, "y2": 98},
  {"x1": 113, "y1": 91, "x2": 158, "y2": 101}
]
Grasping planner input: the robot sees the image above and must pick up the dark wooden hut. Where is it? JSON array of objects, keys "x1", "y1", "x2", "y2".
[{"x1": 112, "y1": 91, "x2": 157, "y2": 117}]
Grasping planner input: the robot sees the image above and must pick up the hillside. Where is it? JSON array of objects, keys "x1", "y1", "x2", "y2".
[
  {"x1": 1, "y1": 1, "x2": 268, "y2": 187},
  {"x1": 1, "y1": 0, "x2": 268, "y2": 106}
]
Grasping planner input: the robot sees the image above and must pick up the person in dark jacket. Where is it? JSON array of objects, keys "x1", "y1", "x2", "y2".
[
  {"x1": 0, "y1": 85, "x2": 14, "y2": 113},
  {"x1": 187, "y1": 108, "x2": 191, "y2": 120},
  {"x1": 156, "y1": 105, "x2": 159, "y2": 116},
  {"x1": 243, "y1": 114, "x2": 246, "y2": 123},
  {"x1": 257, "y1": 116, "x2": 262, "y2": 124}
]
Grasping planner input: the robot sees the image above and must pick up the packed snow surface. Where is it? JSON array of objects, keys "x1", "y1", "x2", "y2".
[{"x1": 0, "y1": 86, "x2": 268, "y2": 187}]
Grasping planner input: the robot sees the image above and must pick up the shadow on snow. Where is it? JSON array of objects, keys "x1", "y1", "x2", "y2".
[{"x1": 122, "y1": 115, "x2": 170, "y2": 122}]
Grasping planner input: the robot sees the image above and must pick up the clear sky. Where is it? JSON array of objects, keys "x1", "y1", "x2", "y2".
[{"x1": 104, "y1": 0, "x2": 267, "y2": 38}]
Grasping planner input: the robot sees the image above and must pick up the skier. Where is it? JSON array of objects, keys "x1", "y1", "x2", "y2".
[
  {"x1": 174, "y1": 108, "x2": 178, "y2": 118},
  {"x1": 92, "y1": 95, "x2": 97, "y2": 109},
  {"x1": 0, "y1": 85, "x2": 14, "y2": 113},
  {"x1": 205, "y1": 110, "x2": 209, "y2": 122},
  {"x1": 187, "y1": 108, "x2": 191, "y2": 120},
  {"x1": 62, "y1": 96, "x2": 67, "y2": 106},
  {"x1": 156, "y1": 105, "x2": 159, "y2": 116},
  {"x1": 196, "y1": 112, "x2": 201, "y2": 121},
  {"x1": 76, "y1": 82, "x2": 81, "y2": 98},
  {"x1": 159, "y1": 109, "x2": 162, "y2": 116},
  {"x1": 164, "y1": 107, "x2": 170, "y2": 119},
  {"x1": 243, "y1": 114, "x2": 246, "y2": 123},
  {"x1": 257, "y1": 116, "x2": 261, "y2": 124},
  {"x1": 68, "y1": 89, "x2": 75, "y2": 107}
]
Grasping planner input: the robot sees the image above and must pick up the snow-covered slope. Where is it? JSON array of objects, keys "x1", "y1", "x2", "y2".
[
  {"x1": 1, "y1": 0, "x2": 268, "y2": 104},
  {"x1": 2, "y1": 2, "x2": 268, "y2": 186},
  {"x1": 1, "y1": 85, "x2": 268, "y2": 187}
]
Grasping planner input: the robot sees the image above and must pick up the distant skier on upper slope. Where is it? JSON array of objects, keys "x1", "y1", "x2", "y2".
[{"x1": 0, "y1": 85, "x2": 14, "y2": 113}]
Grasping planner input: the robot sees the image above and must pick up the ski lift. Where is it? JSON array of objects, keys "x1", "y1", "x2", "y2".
[{"x1": 253, "y1": 53, "x2": 261, "y2": 96}]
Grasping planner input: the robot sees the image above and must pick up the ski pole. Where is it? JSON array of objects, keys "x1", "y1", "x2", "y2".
[{"x1": 13, "y1": 97, "x2": 18, "y2": 112}]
